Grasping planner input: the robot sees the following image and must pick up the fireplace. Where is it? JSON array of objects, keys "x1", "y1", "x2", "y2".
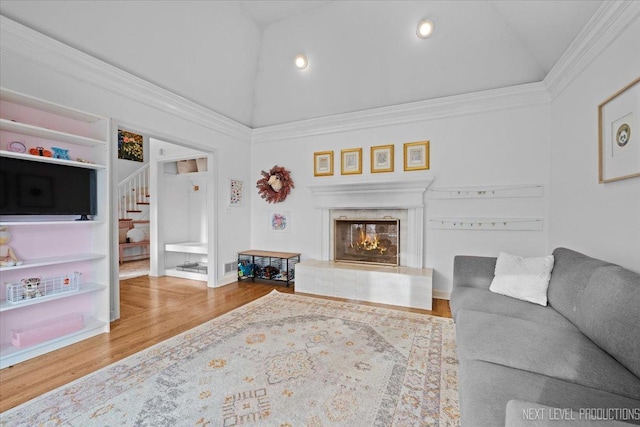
[{"x1": 334, "y1": 218, "x2": 399, "y2": 266}]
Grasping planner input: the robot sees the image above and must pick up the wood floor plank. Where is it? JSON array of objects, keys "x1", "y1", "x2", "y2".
[{"x1": 0, "y1": 275, "x2": 451, "y2": 413}]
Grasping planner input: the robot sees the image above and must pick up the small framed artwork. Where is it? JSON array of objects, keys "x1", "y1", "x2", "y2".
[
  {"x1": 341, "y1": 148, "x2": 362, "y2": 175},
  {"x1": 118, "y1": 129, "x2": 144, "y2": 162},
  {"x1": 371, "y1": 144, "x2": 394, "y2": 173},
  {"x1": 269, "y1": 211, "x2": 291, "y2": 232},
  {"x1": 404, "y1": 140, "x2": 430, "y2": 171},
  {"x1": 229, "y1": 178, "x2": 244, "y2": 206},
  {"x1": 598, "y1": 77, "x2": 640, "y2": 183},
  {"x1": 314, "y1": 151, "x2": 334, "y2": 176}
]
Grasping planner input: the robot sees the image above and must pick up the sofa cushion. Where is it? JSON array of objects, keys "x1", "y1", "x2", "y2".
[
  {"x1": 458, "y1": 359, "x2": 640, "y2": 427},
  {"x1": 577, "y1": 265, "x2": 640, "y2": 378},
  {"x1": 450, "y1": 287, "x2": 576, "y2": 329},
  {"x1": 456, "y1": 310, "x2": 640, "y2": 400},
  {"x1": 489, "y1": 252, "x2": 554, "y2": 306},
  {"x1": 547, "y1": 248, "x2": 610, "y2": 325},
  {"x1": 453, "y1": 255, "x2": 497, "y2": 290}
]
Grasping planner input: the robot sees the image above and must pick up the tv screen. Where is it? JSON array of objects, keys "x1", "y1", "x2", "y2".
[{"x1": 0, "y1": 157, "x2": 97, "y2": 216}]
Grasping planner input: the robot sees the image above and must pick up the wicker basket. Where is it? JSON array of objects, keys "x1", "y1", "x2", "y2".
[{"x1": 177, "y1": 159, "x2": 197, "y2": 174}]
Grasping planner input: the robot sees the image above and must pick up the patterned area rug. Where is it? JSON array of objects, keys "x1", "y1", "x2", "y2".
[{"x1": 0, "y1": 291, "x2": 460, "y2": 426}]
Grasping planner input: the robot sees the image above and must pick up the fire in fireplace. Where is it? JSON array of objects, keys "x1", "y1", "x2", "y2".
[{"x1": 334, "y1": 218, "x2": 399, "y2": 266}]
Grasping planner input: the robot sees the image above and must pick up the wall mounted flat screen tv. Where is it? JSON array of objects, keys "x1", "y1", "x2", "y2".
[{"x1": 0, "y1": 157, "x2": 97, "y2": 216}]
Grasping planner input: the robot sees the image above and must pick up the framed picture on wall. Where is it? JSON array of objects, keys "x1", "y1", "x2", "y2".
[
  {"x1": 341, "y1": 148, "x2": 362, "y2": 175},
  {"x1": 117, "y1": 129, "x2": 144, "y2": 162},
  {"x1": 371, "y1": 144, "x2": 394, "y2": 173},
  {"x1": 598, "y1": 77, "x2": 640, "y2": 183},
  {"x1": 403, "y1": 140, "x2": 430, "y2": 171},
  {"x1": 269, "y1": 211, "x2": 291, "y2": 232},
  {"x1": 229, "y1": 178, "x2": 244, "y2": 206},
  {"x1": 314, "y1": 151, "x2": 334, "y2": 176}
]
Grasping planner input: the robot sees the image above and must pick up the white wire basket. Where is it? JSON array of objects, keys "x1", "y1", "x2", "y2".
[{"x1": 6, "y1": 272, "x2": 81, "y2": 304}]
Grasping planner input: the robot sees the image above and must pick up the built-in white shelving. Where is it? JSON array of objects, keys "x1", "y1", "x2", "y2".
[
  {"x1": 165, "y1": 242, "x2": 208, "y2": 254},
  {"x1": 0, "y1": 87, "x2": 111, "y2": 367}
]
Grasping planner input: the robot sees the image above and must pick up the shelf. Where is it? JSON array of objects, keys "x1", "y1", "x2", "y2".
[
  {"x1": 0, "y1": 253, "x2": 105, "y2": 272},
  {"x1": 0, "y1": 118, "x2": 105, "y2": 147},
  {"x1": 1, "y1": 88, "x2": 103, "y2": 123},
  {"x1": 0, "y1": 282, "x2": 107, "y2": 312},
  {"x1": 0, "y1": 150, "x2": 106, "y2": 169},
  {"x1": 165, "y1": 267, "x2": 207, "y2": 282},
  {"x1": 0, "y1": 220, "x2": 106, "y2": 226},
  {"x1": 0, "y1": 318, "x2": 107, "y2": 367},
  {"x1": 165, "y1": 242, "x2": 208, "y2": 255}
]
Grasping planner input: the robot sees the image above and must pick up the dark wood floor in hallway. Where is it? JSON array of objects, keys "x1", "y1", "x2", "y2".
[{"x1": 0, "y1": 275, "x2": 451, "y2": 412}]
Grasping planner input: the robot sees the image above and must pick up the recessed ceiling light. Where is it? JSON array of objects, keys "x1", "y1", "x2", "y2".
[
  {"x1": 294, "y1": 54, "x2": 308, "y2": 70},
  {"x1": 417, "y1": 19, "x2": 434, "y2": 39}
]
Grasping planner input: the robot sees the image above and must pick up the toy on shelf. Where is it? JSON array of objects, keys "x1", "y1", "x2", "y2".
[
  {"x1": 0, "y1": 226, "x2": 22, "y2": 267},
  {"x1": 51, "y1": 147, "x2": 70, "y2": 160},
  {"x1": 29, "y1": 146, "x2": 52, "y2": 157}
]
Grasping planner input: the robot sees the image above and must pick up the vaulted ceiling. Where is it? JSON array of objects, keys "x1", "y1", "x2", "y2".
[{"x1": 0, "y1": 1, "x2": 602, "y2": 128}]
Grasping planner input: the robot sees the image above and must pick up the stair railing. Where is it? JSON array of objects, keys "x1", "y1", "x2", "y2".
[{"x1": 118, "y1": 163, "x2": 150, "y2": 219}]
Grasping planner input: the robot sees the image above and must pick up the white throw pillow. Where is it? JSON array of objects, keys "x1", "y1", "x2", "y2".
[
  {"x1": 126, "y1": 227, "x2": 145, "y2": 243},
  {"x1": 489, "y1": 252, "x2": 555, "y2": 306}
]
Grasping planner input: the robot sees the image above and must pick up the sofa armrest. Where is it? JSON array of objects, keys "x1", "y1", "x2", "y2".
[
  {"x1": 453, "y1": 255, "x2": 496, "y2": 291},
  {"x1": 505, "y1": 400, "x2": 637, "y2": 427}
]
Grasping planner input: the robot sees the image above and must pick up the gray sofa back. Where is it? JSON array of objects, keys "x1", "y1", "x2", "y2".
[{"x1": 548, "y1": 248, "x2": 640, "y2": 378}]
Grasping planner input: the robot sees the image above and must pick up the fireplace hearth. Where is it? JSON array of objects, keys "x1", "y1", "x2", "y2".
[{"x1": 334, "y1": 218, "x2": 399, "y2": 266}]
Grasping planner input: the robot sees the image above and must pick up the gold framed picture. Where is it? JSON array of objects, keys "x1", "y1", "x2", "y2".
[
  {"x1": 404, "y1": 140, "x2": 430, "y2": 171},
  {"x1": 314, "y1": 151, "x2": 334, "y2": 177},
  {"x1": 598, "y1": 77, "x2": 640, "y2": 183},
  {"x1": 371, "y1": 144, "x2": 394, "y2": 173},
  {"x1": 341, "y1": 148, "x2": 362, "y2": 175}
]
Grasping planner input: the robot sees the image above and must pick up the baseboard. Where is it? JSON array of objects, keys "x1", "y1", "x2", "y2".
[
  {"x1": 433, "y1": 289, "x2": 451, "y2": 300},
  {"x1": 216, "y1": 272, "x2": 238, "y2": 287}
]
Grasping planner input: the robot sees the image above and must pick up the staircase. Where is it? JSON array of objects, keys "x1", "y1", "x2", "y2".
[{"x1": 118, "y1": 164, "x2": 150, "y2": 221}]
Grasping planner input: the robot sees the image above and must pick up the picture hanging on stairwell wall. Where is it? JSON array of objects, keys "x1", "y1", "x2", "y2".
[{"x1": 118, "y1": 129, "x2": 144, "y2": 162}]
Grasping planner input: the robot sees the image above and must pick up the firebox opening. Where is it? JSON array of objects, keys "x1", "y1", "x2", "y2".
[{"x1": 334, "y1": 218, "x2": 399, "y2": 266}]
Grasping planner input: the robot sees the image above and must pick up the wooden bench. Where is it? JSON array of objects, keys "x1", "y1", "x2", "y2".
[{"x1": 119, "y1": 220, "x2": 150, "y2": 264}]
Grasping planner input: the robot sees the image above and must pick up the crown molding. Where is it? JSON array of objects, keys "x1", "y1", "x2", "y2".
[
  {"x1": 0, "y1": 16, "x2": 252, "y2": 142},
  {"x1": 251, "y1": 82, "x2": 549, "y2": 144},
  {"x1": 544, "y1": 1, "x2": 640, "y2": 100}
]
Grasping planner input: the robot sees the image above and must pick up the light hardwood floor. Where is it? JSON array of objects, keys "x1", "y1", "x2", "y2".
[{"x1": 0, "y1": 275, "x2": 451, "y2": 413}]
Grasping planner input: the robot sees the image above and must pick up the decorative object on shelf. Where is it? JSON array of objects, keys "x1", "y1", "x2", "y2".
[
  {"x1": 404, "y1": 140, "x2": 430, "y2": 171},
  {"x1": 0, "y1": 226, "x2": 21, "y2": 267},
  {"x1": 51, "y1": 147, "x2": 70, "y2": 160},
  {"x1": 229, "y1": 178, "x2": 244, "y2": 206},
  {"x1": 256, "y1": 165, "x2": 294, "y2": 203},
  {"x1": 29, "y1": 146, "x2": 52, "y2": 157},
  {"x1": 21, "y1": 277, "x2": 42, "y2": 299},
  {"x1": 177, "y1": 159, "x2": 197, "y2": 174},
  {"x1": 270, "y1": 211, "x2": 291, "y2": 232},
  {"x1": 117, "y1": 129, "x2": 144, "y2": 162},
  {"x1": 341, "y1": 147, "x2": 362, "y2": 175},
  {"x1": 7, "y1": 140, "x2": 26, "y2": 153},
  {"x1": 6, "y1": 272, "x2": 81, "y2": 304},
  {"x1": 371, "y1": 144, "x2": 394, "y2": 173},
  {"x1": 598, "y1": 76, "x2": 640, "y2": 183},
  {"x1": 314, "y1": 151, "x2": 334, "y2": 176}
]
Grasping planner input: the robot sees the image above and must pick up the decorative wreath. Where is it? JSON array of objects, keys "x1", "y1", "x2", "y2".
[{"x1": 256, "y1": 165, "x2": 294, "y2": 203}]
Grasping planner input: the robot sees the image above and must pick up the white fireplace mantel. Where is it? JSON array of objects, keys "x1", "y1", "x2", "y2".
[{"x1": 308, "y1": 178, "x2": 434, "y2": 268}]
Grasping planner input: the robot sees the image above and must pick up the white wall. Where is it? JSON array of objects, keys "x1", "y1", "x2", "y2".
[
  {"x1": 250, "y1": 99, "x2": 550, "y2": 296},
  {"x1": 549, "y1": 18, "x2": 640, "y2": 273}
]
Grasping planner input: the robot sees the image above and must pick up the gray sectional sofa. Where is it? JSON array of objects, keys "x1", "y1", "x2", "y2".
[{"x1": 451, "y1": 247, "x2": 640, "y2": 426}]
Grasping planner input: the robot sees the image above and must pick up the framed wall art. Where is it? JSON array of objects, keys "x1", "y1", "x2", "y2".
[
  {"x1": 117, "y1": 129, "x2": 144, "y2": 162},
  {"x1": 314, "y1": 151, "x2": 334, "y2": 176},
  {"x1": 371, "y1": 144, "x2": 394, "y2": 173},
  {"x1": 598, "y1": 77, "x2": 640, "y2": 183},
  {"x1": 341, "y1": 148, "x2": 362, "y2": 175},
  {"x1": 229, "y1": 178, "x2": 244, "y2": 206},
  {"x1": 269, "y1": 211, "x2": 291, "y2": 232},
  {"x1": 404, "y1": 140, "x2": 430, "y2": 171}
]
